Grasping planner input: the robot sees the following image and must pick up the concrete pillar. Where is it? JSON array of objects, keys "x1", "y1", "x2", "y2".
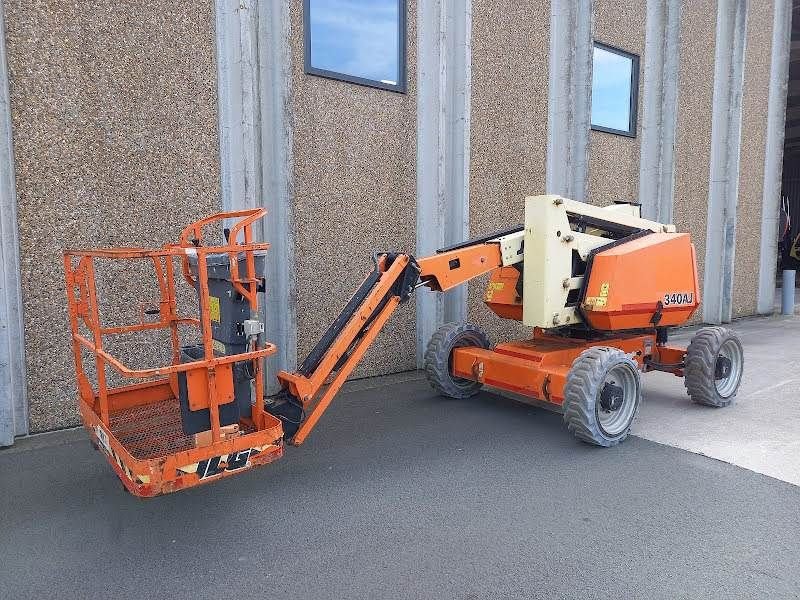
[
  {"x1": 546, "y1": 0, "x2": 593, "y2": 202},
  {"x1": 215, "y1": 0, "x2": 296, "y2": 392},
  {"x1": 639, "y1": 0, "x2": 682, "y2": 223},
  {"x1": 0, "y1": 6, "x2": 27, "y2": 447},
  {"x1": 703, "y1": 0, "x2": 748, "y2": 325},
  {"x1": 416, "y1": 0, "x2": 472, "y2": 366},
  {"x1": 216, "y1": 1, "x2": 261, "y2": 229},
  {"x1": 757, "y1": 0, "x2": 792, "y2": 315}
]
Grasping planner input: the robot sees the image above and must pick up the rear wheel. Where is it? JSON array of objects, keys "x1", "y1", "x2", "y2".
[
  {"x1": 424, "y1": 323, "x2": 490, "y2": 399},
  {"x1": 684, "y1": 326, "x2": 743, "y2": 407},
  {"x1": 562, "y1": 347, "x2": 642, "y2": 447}
]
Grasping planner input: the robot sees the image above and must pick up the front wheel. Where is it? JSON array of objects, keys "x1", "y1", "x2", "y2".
[
  {"x1": 684, "y1": 326, "x2": 743, "y2": 407},
  {"x1": 562, "y1": 347, "x2": 642, "y2": 447},
  {"x1": 424, "y1": 322, "x2": 490, "y2": 399}
]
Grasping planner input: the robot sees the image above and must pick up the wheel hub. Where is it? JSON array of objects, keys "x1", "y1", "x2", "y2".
[
  {"x1": 599, "y1": 382, "x2": 624, "y2": 412},
  {"x1": 715, "y1": 355, "x2": 732, "y2": 380}
]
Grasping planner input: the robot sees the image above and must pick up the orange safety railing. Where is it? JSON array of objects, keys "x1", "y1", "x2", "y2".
[{"x1": 63, "y1": 209, "x2": 277, "y2": 446}]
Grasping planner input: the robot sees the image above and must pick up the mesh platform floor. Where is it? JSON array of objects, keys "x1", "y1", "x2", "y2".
[
  {"x1": 109, "y1": 399, "x2": 194, "y2": 460},
  {"x1": 109, "y1": 398, "x2": 258, "y2": 461}
]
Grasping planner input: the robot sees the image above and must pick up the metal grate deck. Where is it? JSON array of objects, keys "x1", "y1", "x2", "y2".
[
  {"x1": 109, "y1": 399, "x2": 194, "y2": 460},
  {"x1": 109, "y1": 398, "x2": 257, "y2": 461}
]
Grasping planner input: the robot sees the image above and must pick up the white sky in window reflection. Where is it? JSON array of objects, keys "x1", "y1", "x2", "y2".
[
  {"x1": 591, "y1": 47, "x2": 634, "y2": 132},
  {"x1": 309, "y1": 0, "x2": 400, "y2": 85}
]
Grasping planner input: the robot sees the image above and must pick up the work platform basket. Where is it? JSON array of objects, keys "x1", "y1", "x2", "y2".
[{"x1": 63, "y1": 209, "x2": 284, "y2": 497}]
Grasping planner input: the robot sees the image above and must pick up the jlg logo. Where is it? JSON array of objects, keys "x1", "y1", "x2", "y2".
[
  {"x1": 663, "y1": 292, "x2": 694, "y2": 306},
  {"x1": 197, "y1": 448, "x2": 259, "y2": 480}
]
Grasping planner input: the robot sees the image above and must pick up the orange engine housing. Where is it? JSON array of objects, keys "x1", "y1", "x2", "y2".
[{"x1": 581, "y1": 232, "x2": 700, "y2": 330}]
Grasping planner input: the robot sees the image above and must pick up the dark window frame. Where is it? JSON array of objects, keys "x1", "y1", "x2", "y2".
[
  {"x1": 590, "y1": 41, "x2": 640, "y2": 138},
  {"x1": 303, "y1": 0, "x2": 408, "y2": 94}
]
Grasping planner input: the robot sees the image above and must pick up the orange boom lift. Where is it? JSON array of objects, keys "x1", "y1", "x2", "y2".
[{"x1": 65, "y1": 196, "x2": 743, "y2": 497}]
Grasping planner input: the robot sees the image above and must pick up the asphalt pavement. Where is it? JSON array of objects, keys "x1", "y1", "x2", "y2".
[{"x1": 2, "y1": 374, "x2": 799, "y2": 599}]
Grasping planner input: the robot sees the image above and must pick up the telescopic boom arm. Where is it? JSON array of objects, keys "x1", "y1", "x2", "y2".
[{"x1": 271, "y1": 235, "x2": 512, "y2": 445}]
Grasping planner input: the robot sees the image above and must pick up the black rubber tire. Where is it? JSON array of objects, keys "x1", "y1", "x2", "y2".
[
  {"x1": 424, "y1": 322, "x2": 490, "y2": 399},
  {"x1": 562, "y1": 346, "x2": 642, "y2": 447},
  {"x1": 684, "y1": 326, "x2": 743, "y2": 407}
]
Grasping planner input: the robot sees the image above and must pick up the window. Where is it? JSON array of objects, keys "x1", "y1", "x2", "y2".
[
  {"x1": 591, "y1": 42, "x2": 639, "y2": 137},
  {"x1": 304, "y1": 0, "x2": 407, "y2": 93}
]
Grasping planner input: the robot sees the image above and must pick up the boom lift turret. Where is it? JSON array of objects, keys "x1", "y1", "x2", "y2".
[{"x1": 64, "y1": 195, "x2": 743, "y2": 496}]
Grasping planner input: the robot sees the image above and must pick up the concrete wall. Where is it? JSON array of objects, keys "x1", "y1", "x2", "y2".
[
  {"x1": 287, "y1": 0, "x2": 418, "y2": 378},
  {"x1": 672, "y1": 1, "x2": 717, "y2": 309},
  {"x1": 1, "y1": 0, "x2": 786, "y2": 435},
  {"x1": 466, "y1": 0, "x2": 550, "y2": 343},
  {"x1": 733, "y1": 4, "x2": 772, "y2": 317},
  {"x1": 4, "y1": 1, "x2": 221, "y2": 432},
  {"x1": 587, "y1": 0, "x2": 647, "y2": 207}
]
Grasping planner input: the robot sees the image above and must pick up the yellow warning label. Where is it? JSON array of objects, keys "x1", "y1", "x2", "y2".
[
  {"x1": 584, "y1": 296, "x2": 607, "y2": 309},
  {"x1": 209, "y1": 296, "x2": 221, "y2": 322},
  {"x1": 599, "y1": 282, "x2": 610, "y2": 297},
  {"x1": 485, "y1": 282, "x2": 504, "y2": 302}
]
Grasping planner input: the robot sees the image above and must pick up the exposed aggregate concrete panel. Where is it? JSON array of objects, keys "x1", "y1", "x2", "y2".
[
  {"x1": 288, "y1": 0, "x2": 418, "y2": 378},
  {"x1": 732, "y1": 5, "x2": 772, "y2": 318},
  {"x1": 587, "y1": 0, "x2": 646, "y2": 207},
  {"x1": 4, "y1": 0, "x2": 775, "y2": 436},
  {"x1": 467, "y1": 0, "x2": 550, "y2": 344},
  {"x1": 5, "y1": 1, "x2": 222, "y2": 431},
  {"x1": 673, "y1": 2, "x2": 716, "y2": 318}
]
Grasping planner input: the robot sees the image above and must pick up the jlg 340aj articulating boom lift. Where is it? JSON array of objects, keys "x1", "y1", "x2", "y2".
[{"x1": 64, "y1": 195, "x2": 743, "y2": 497}]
